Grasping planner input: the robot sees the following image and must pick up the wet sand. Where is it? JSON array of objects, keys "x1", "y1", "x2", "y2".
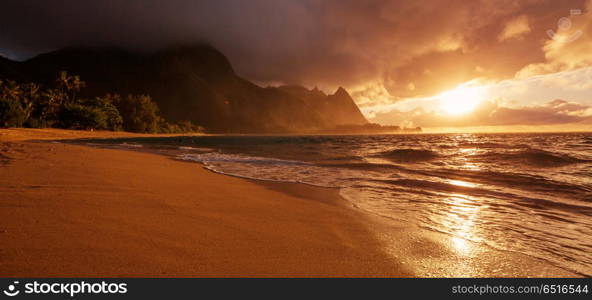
[{"x1": 0, "y1": 128, "x2": 580, "y2": 277}]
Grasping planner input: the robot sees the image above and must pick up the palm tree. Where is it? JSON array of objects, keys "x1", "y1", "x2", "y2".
[{"x1": 56, "y1": 71, "x2": 86, "y2": 103}]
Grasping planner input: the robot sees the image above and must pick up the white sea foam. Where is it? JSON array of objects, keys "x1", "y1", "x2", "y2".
[
  {"x1": 178, "y1": 146, "x2": 215, "y2": 152},
  {"x1": 119, "y1": 143, "x2": 143, "y2": 148},
  {"x1": 177, "y1": 152, "x2": 362, "y2": 188}
]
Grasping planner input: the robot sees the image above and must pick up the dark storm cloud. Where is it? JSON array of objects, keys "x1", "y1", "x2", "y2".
[
  {"x1": 1, "y1": 0, "x2": 356, "y2": 84},
  {"x1": 0, "y1": 0, "x2": 590, "y2": 97}
]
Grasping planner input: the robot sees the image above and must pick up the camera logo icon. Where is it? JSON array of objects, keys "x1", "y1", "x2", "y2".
[
  {"x1": 3, "y1": 281, "x2": 20, "y2": 297},
  {"x1": 547, "y1": 9, "x2": 583, "y2": 43}
]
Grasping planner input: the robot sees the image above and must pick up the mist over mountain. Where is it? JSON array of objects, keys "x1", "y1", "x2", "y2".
[{"x1": 0, "y1": 45, "x2": 368, "y2": 133}]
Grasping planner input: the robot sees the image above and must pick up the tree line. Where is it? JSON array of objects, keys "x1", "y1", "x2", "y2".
[{"x1": 0, "y1": 71, "x2": 202, "y2": 133}]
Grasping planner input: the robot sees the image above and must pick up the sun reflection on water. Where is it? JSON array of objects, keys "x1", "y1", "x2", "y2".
[
  {"x1": 452, "y1": 236, "x2": 471, "y2": 254},
  {"x1": 448, "y1": 179, "x2": 476, "y2": 188},
  {"x1": 442, "y1": 194, "x2": 482, "y2": 256}
]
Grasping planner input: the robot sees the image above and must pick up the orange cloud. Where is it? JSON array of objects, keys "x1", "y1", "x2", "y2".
[
  {"x1": 498, "y1": 15, "x2": 531, "y2": 41},
  {"x1": 1, "y1": 0, "x2": 590, "y2": 107},
  {"x1": 517, "y1": 0, "x2": 592, "y2": 78}
]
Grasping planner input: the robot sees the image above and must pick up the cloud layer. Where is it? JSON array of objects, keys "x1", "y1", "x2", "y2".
[
  {"x1": 0, "y1": 1, "x2": 589, "y2": 92},
  {"x1": 370, "y1": 98, "x2": 592, "y2": 129},
  {"x1": 1, "y1": 0, "x2": 591, "y2": 129}
]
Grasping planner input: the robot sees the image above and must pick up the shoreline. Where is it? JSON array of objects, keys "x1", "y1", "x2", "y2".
[
  {"x1": 0, "y1": 128, "x2": 582, "y2": 277},
  {"x1": 0, "y1": 128, "x2": 410, "y2": 277}
]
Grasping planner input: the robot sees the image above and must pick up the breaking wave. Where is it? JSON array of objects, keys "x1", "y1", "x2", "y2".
[{"x1": 474, "y1": 148, "x2": 589, "y2": 167}]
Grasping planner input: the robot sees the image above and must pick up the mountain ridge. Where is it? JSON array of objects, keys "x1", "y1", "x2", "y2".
[{"x1": 0, "y1": 45, "x2": 369, "y2": 133}]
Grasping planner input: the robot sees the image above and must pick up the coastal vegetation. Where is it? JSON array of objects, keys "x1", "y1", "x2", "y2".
[{"x1": 0, "y1": 72, "x2": 201, "y2": 133}]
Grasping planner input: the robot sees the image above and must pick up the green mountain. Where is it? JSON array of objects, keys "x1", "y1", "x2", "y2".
[{"x1": 0, "y1": 45, "x2": 368, "y2": 133}]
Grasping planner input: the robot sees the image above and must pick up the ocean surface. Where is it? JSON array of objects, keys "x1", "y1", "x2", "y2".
[{"x1": 107, "y1": 132, "x2": 592, "y2": 275}]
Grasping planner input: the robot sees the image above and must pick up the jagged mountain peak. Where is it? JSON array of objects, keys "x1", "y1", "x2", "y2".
[{"x1": 334, "y1": 86, "x2": 349, "y2": 96}]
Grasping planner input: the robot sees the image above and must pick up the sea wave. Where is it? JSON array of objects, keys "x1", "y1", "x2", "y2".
[
  {"x1": 427, "y1": 169, "x2": 592, "y2": 202},
  {"x1": 473, "y1": 148, "x2": 589, "y2": 167},
  {"x1": 377, "y1": 148, "x2": 439, "y2": 163},
  {"x1": 178, "y1": 152, "x2": 308, "y2": 166},
  {"x1": 457, "y1": 142, "x2": 530, "y2": 149},
  {"x1": 119, "y1": 143, "x2": 143, "y2": 148}
]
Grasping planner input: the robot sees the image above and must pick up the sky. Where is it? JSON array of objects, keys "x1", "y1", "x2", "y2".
[{"x1": 1, "y1": 0, "x2": 591, "y2": 130}]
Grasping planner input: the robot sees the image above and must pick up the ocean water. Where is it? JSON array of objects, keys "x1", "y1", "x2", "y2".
[{"x1": 116, "y1": 133, "x2": 592, "y2": 275}]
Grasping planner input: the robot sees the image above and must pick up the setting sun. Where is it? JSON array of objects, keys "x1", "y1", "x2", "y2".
[{"x1": 438, "y1": 85, "x2": 486, "y2": 115}]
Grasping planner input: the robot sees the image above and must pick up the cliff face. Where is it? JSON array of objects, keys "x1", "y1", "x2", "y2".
[{"x1": 0, "y1": 45, "x2": 368, "y2": 133}]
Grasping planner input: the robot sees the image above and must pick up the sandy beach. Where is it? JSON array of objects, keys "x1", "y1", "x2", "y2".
[{"x1": 0, "y1": 129, "x2": 581, "y2": 277}]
